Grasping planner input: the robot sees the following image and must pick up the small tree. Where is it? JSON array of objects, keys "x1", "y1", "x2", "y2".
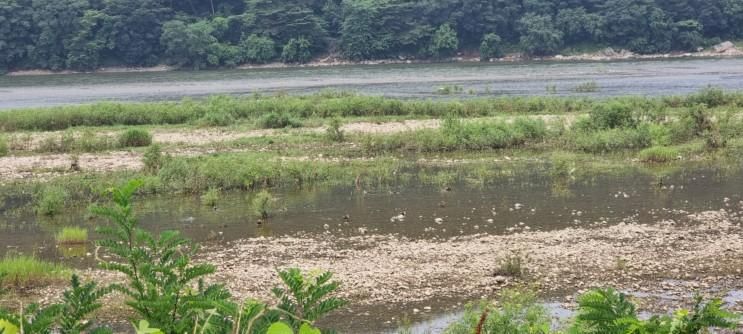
[
  {"x1": 479, "y1": 33, "x2": 503, "y2": 60},
  {"x1": 281, "y1": 37, "x2": 312, "y2": 64},
  {"x1": 241, "y1": 34, "x2": 276, "y2": 64},
  {"x1": 518, "y1": 13, "x2": 564, "y2": 56},
  {"x1": 430, "y1": 24, "x2": 458, "y2": 58}
]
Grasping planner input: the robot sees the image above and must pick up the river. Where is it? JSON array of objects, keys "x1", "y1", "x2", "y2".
[{"x1": 1, "y1": 58, "x2": 743, "y2": 109}]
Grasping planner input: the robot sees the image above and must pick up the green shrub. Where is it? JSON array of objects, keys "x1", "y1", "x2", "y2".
[
  {"x1": 241, "y1": 34, "x2": 276, "y2": 64},
  {"x1": 571, "y1": 126, "x2": 652, "y2": 153},
  {"x1": 258, "y1": 112, "x2": 302, "y2": 129},
  {"x1": 494, "y1": 253, "x2": 525, "y2": 277},
  {"x1": 198, "y1": 110, "x2": 235, "y2": 126},
  {"x1": 250, "y1": 190, "x2": 276, "y2": 219},
  {"x1": 686, "y1": 86, "x2": 728, "y2": 107},
  {"x1": 55, "y1": 227, "x2": 89, "y2": 244},
  {"x1": 443, "y1": 289, "x2": 550, "y2": 334},
  {"x1": 0, "y1": 136, "x2": 7, "y2": 157},
  {"x1": 35, "y1": 186, "x2": 69, "y2": 216},
  {"x1": 326, "y1": 118, "x2": 345, "y2": 142},
  {"x1": 638, "y1": 146, "x2": 679, "y2": 163},
  {"x1": 0, "y1": 255, "x2": 69, "y2": 287},
  {"x1": 200, "y1": 187, "x2": 220, "y2": 207},
  {"x1": 118, "y1": 128, "x2": 152, "y2": 147},
  {"x1": 281, "y1": 37, "x2": 312, "y2": 64},
  {"x1": 142, "y1": 144, "x2": 164, "y2": 173},
  {"x1": 587, "y1": 101, "x2": 636, "y2": 130},
  {"x1": 480, "y1": 33, "x2": 503, "y2": 60}
]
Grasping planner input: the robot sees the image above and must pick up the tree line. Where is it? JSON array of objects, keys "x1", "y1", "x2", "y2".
[{"x1": 1, "y1": 0, "x2": 742, "y2": 72}]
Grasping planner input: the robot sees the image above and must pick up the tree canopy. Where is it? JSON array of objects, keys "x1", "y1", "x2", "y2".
[{"x1": 1, "y1": 0, "x2": 741, "y2": 72}]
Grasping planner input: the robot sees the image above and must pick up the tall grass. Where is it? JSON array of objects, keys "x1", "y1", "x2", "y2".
[
  {"x1": 0, "y1": 255, "x2": 69, "y2": 287},
  {"x1": 55, "y1": 227, "x2": 89, "y2": 244},
  {"x1": 0, "y1": 135, "x2": 8, "y2": 156}
]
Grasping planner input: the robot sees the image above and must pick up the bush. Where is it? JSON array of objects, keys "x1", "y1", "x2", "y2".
[
  {"x1": 444, "y1": 289, "x2": 550, "y2": 334},
  {"x1": 257, "y1": 112, "x2": 302, "y2": 129},
  {"x1": 480, "y1": 33, "x2": 503, "y2": 60},
  {"x1": 118, "y1": 128, "x2": 152, "y2": 147},
  {"x1": 35, "y1": 186, "x2": 69, "y2": 216},
  {"x1": 281, "y1": 37, "x2": 312, "y2": 64},
  {"x1": 572, "y1": 127, "x2": 652, "y2": 153},
  {"x1": 241, "y1": 34, "x2": 276, "y2": 64},
  {"x1": 142, "y1": 144, "x2": 164, "y2": 173},
  {"x1": 586, "y1": 102, "x2": 636, "y2": 130},
  {"x1": 326, "y1": 118, "x2": 345, "y2": 142},
  {"x1": 55, "y1": 227, "x2": 89, "y2": 244},
  {"x1": 250, "y1": 190, "x2": 276, "y2": 219},
  {"x1": 429, "y1": 24, "x2": 458, "y2": 58},
  {"x1": 638, "y1": 146, "x2": 679, "y2": 163},
  {"x1": 686, "y1": 86, "x2": 728, "y2": 107},
  {"x1": 198, "y1": 110, "x2": 235, "y2": 126},
  {"x1": 200, "y1": 187, "x2": 220, "y2": 207}
]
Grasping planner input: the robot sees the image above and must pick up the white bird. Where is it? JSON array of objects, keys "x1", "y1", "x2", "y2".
[{"x1": 390, "y1": 211, "x2": 406, "y2": 222}]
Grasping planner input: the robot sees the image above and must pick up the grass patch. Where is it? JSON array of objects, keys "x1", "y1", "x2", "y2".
[
  {"x1": 55, "y1": 227, "x2": 89, "y2": 245},
  {"x1": 0, "y1": 255, "x2": 69, "y2": 287},
  {"x1": 257, "y1": 112, "x2": 302, "y2": 129},
  {"x1": 638, "y1": 146, "x2": 679, "y2": 163},
  {"x1": 35, "y1": 186, "x2": 69, "y2": 217},
  {"x1": 4, "y1": 89, "x2": 741, "y2": 132},
  {"x1": 200, "y1": 188, "x2": 220, "y2": 207},
  {"x1": 570, "y1": 127, "x2": 652, "y2": 153},
  {"x1": 573, "y1": 81, "x2": 600, "y2": 93},
  {"x1": 118, "y1": 128, "x2": 152, "y2": 147},
  {"x1": 0, "y1": 135, "x2": 7, "y2": 157}
]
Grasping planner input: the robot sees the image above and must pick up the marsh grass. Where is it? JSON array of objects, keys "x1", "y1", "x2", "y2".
[
  {"x1": 0, "y1": 255, "x2": 69, "y2": 287},
  {"x1": 638, "y1": 146, "x2": 679, "y2": 163},
  {"x1": 35, "y1": 131, "x2": 117, "y2": 153},
  {"x1": 55, "y1": 227, "x2": 88, "y2": 244},
  {"x1": 250, "y1": 190, "x2": 276, "y2": 219},
  {"x1": 118, "y1": 128, "x2": 152, "y2": 147},
  {"x1": 257, "y1": 112, "x2": 302, "y2": 129},
  {"x1": 0, "y1": 135, "x2": 8, "y2": 156},
  {"x1": 35, "y1": 186, "x2": 68, "y2": 216},
  {"x1": 494, "y1": 253, "x2": 525, "y2": 277},
  {"x1": 573, "y1": 81, "x2": 600, "y2": 93},
  {"x1": 201, "y1": 188, "x2": 220, "y2": 207}
]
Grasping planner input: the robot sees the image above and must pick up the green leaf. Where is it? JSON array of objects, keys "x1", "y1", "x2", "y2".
[
  {"x1": 299, "y1": 323, "x2": 321, "y2": 334},
  {"x1": 267, "y1": 322, "x2": 294, "y2": 334},
  {"x1": 0, "y1": 320, "x2": 18, "y2": 334},
  {"x1": 133, "y1": 320, "x2": 163, "y2": 334}
]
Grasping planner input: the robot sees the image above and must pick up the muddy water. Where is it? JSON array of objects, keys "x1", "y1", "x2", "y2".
[
  {"x1": 1, "y1": 58, "x2": 743, "y2": 109},
  {"x1": 1, "y1": 163, "x2": 741, "y2": 264}
]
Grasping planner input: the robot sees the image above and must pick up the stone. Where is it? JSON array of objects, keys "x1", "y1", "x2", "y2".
[{"x1": 713, "y1": 41, "x2": 735, "y2": 53}]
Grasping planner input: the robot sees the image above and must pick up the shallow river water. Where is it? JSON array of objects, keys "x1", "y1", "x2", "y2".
[{"x1": 1, "y1": 58, "x2": 743, "y2": 109}]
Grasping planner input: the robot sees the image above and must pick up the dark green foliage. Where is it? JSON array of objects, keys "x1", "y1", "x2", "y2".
[
  {"x1": 326, "y1": 118, "x2": 345, "y2": 142},
  {"x1": 281, "y1": 37, "x2": 313, "y2": 64},
  {"x1": 519, "y1": 13, "x2": 564, "y2": 56},
  {"x1": 142, "y1": 143, "x2": 164, "y2": 173},
  {"x1": 118, "y1": 128, "x2": 152, "y2": 147},
  {"x1": 92, "y1": 180, "x2": 231, "y2": 333},
  {"x1": 240, "y1": 34, "x2": 276, "y2": 64},
  {"x1": 430, "y1": 24, "x2": 459, "y2": 58},
  {"x1": 479, "y1": 33, "x2": 503, "y2": 60},
  {"x1": 272, "y1": 268, "x2": 347, "y2": 330},
  {"x1": 572, "y1": 288, "x2": 637, "y2": 334},
  {"x1": 1, "y1": 0, "x2": 742, "y2": 71},
  {"x1": 258, "y1": 112, "x2": 302, "y2": 129},
  {"x1": 59, "y1": 275, "x2": 111, "y2": 334},
  {"x1": 586, "y1": 102, "x2": 637, "y2": 130}
]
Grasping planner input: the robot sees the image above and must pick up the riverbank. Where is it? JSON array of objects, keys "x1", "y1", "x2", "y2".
[
  {"x1": 5, "y1": 42, "x2": 742, "y2": 77},
  {"x1": 4, "y1": 207, "x2": 742, "y2": 332}
]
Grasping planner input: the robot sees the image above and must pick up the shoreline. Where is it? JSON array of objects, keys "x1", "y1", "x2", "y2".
[{"x1": 6, "y1": 46, "x2": 743, "y2": 77}]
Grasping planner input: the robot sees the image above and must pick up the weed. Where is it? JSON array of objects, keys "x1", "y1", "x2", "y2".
[
  {"x1": 118, "y1": 128, "x2": 152, "y2": 147},
  {"x1": 326, "y1": 118, "x2": 345, "y2": 142},
  {"x1": 571, "y1": 126, "x2": 652, "y2": 153},
  {"x1": 201, "y1": 187, "x2": 220, "y2": 207},
  {"x1": 444, "y1": 289, "x2": 550, "y2": 334},
  {"x1": 0, "y1": 255, "x2": 69, "y2": 288},
  {"x1": 546, "y1": 84, "x2": 557, "y2": 94},
  {"x1": 199, "y1": 110, "x2": 236, "y2": 126},
  {"x1": 436, "y1": 85, "x2": 464, "y2": 95},
  {"x1": 273, "y1": 268, "x2": 348, "y2": 330},
  {"x1": 142, "y1": 143, "x2": 164, "y2": 173},
  {"x1": 494, "y1": 253, "x2": 525, "y2": 277},
  {"x1": 55, "y1": 227, "x2": 89, "y2": 245},
  {"x1": 258, "y1": 112, "x2": 302, "y2": 129},
  {"x1": 250, "y1": 190, "x2": 276, "y2": 219},
  {"x1": 638, "y1": 146, "x2": 679, "y2": 163},
  {"x1": 0, "y1": 136, "x2": 8, "y2": 157},
  {"x1": 574, "y1": 81, "x2": 600, "y2": 93},
  {"x1": 35, "y1": 186, "x2": 68, "y2": 216}
]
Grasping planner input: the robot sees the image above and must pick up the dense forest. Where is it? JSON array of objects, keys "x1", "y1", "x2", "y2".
[{"x1": 1, "y1": 0, "x2": 742, "y2": 72}]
